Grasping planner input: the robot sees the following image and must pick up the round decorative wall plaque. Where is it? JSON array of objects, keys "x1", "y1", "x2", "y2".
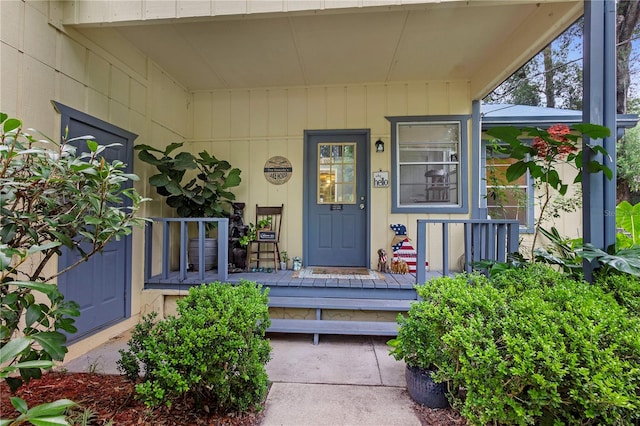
[{"x1": 263, "y1": 156, "x2": 293, "y2": 185}]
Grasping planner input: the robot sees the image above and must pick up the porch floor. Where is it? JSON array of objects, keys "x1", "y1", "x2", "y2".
[{"x1": 143, "y1": 267, "x2": 450, "y2": 300}]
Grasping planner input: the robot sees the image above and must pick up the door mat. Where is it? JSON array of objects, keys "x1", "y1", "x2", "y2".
[{"x1": 293, "y1": 267, "x2": 382, "y2": 279}]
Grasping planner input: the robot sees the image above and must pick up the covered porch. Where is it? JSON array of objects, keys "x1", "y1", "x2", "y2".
[{"x1": 143, "y1": 217, "x2": 519, "y2": 343}]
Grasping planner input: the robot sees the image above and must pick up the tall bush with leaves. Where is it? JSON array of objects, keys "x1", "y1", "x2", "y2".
[
  {"x1": 118, "y1": 280, "x2": 271, "y2": 413},
  {"x1": 393, "y1": 266, "x2": 640, "y2": 425},
  {"x1": 1, "y1": 113, "x2": 147, "y2": 424}
]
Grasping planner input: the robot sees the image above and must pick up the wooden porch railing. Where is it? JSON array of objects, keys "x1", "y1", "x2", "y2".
[
  {"x1": 415, "y1": 219, "x2": 520, "y2": 284},
  {"x1": 144, "y1": 218, "x2": 229, "y2": 283}
]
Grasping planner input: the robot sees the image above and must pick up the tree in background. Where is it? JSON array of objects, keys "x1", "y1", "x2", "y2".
[
  {"x1": 617, "y1": 1, "x2": 640, "y2": 202},
  {"x1": 485, "y1": 1, "x2": 640, "y2": 202}
]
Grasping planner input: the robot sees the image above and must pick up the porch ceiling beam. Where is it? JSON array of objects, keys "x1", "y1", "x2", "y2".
[{"x1": 582, "y1": 0, "x2": 617, "y2": 281}]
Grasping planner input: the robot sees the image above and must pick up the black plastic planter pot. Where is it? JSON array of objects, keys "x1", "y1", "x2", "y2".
[{"x1": 405, "y1": 365, "x2": 449, "y2": 408}]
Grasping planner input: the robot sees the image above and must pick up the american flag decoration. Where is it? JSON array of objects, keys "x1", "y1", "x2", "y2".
[{"x1": 390, "y1": 224, "x2": 428, "y2": 273}]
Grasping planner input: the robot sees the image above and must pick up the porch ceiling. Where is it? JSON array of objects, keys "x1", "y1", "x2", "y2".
[{"x1": 75, "y1": 1, "x2": 582, "y2": 98}]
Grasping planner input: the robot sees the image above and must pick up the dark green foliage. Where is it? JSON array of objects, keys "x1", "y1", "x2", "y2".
[
  {"x1": 135, "y1": 142, "x2": 241, "y2": 219},
  {"x1": 392, "y1": 266, "x2": 640, "y2": 425},
  {"x1": 118, "y1": 280, "x2": 271, "y2": 413},
  {"x1": 595, "y1": 271, "x2": 640, "y2": 314}
]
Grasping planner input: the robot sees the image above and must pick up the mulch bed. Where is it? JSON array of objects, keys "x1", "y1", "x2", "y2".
[
  {"x1": 1, "y1": 371, "x2": 466, "y2": 425},
  {"x1": 0, "y1": 372, "x2": 263, "y2": 425}
]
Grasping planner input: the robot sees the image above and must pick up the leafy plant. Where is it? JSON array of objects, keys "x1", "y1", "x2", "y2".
[
  {"x1": 579, "y1": 243, "x2": 640, "y2": 277},
  {"x1": 486, "y1": 123, "x2": 611, "y2": 259},
  {"x1": 118, "y1": 280, "x2": 271, "y2": 412},
  {"x1": 238, "y1": 217, "x2": 271, "y2": 247},
  {"x1": 394, "y1": 266, "x2": 640, "y2": 425},
  {"x1": 532, "y1": 226, "x2": 583, "y2": 277},
  {"x1": 1, "y1": 113, "x2": 147, "y2": 425},
  {"x1": 616, "y1": 200, "x2": 640, "y2": 248},
  {"x1": 135, "y1": 142, "x2": 241, "y2": 219},
  {"x1": 281, "y1": 251, "x2": 289, "y2": 263}
]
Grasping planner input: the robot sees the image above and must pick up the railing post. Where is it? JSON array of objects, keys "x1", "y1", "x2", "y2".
[
  {"x1": 442, "y1": 223, "x2": 449, "y2": 277},
  {"x1": 416, "y1": 220, "x2": 427, "y2": 284},
  {"x1": 508, "y1": 223, "x2": 519, "y2": 254},
  {"x1": 486, "y1": 223, "x2": 496, "y2": 261},
  {"x1": 179, "y1": 220, "x2": 187, "y2": 281},
  {"x1": 464, "y1": 223, "x2": 472, "y2": 273},
  {"x1": 162, "y1": 220, "x2": 170, "y2": 279},
  {"x1": 144, "y1": 221, "x2": 153, "y2": 281},
  {"x1": 198, "y1": 221, "x2": 206, "y2": 281},
  {"x1": 496, "y1": 224, "x2": 507, "y2": 262},
  {"x1": 216, "y1": 218, "x2": 229, "y2": 282}
]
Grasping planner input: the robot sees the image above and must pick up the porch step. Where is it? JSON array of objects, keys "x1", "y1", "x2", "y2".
[
  {"x1": 267, "y1": 296, "x2": 413, "y2": 311},
  {"x1": 266, "y1": 296, "x2": 414, "y2": 344}
]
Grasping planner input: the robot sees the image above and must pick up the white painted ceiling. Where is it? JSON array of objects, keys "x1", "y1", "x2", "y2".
[{"x1": 76, "y1": 2, "x2": 581, "y2": 96}]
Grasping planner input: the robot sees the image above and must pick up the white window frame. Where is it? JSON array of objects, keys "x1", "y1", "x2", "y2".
[
  {"x1": 481, "y1": 142, "x2": 535, "y2": 233},
  {"x1": 388, "y1": 115, "x2": 469, "y2": 214}
]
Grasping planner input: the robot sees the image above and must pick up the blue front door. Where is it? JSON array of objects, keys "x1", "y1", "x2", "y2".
[
  {"x1": 54, "y1": 103, "x2": 136, "y2": 342},
  {"x1": 304, "y1": 130, "x2": 370, "y2": 267}
]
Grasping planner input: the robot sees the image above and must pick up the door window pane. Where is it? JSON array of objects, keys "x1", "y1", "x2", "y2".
[{"x1": 318, "y1": 143, "x2": 357, "y2": 204}]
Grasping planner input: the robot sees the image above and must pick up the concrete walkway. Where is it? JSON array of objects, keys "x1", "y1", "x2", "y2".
[{"x1": 63, "y1": 333, "x2": 420, "y2": 426}]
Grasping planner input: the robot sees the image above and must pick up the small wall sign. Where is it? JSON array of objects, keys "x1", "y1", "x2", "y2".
[
  {"x1": 373, "y1": 170, "x2": 389, "y2": 188},
  {"x1": 264, "y1": 156, "x2": 293, "y2": 185}
]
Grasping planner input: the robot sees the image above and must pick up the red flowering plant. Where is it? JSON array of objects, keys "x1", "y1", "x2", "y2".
[{"x1": 486, "y1": 123, "x2": 612, "y2": 259}]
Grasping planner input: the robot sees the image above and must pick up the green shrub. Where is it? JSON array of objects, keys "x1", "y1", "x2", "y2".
[
  {"x1": 117, "y1": 280, "x2": 271, "y2": 413},
  {"x1": 595, "y1": 271, "x2": 640, "y2": 314},
  {"x1": 394, "y1": 266, "x2": 640, "y2": 425}
]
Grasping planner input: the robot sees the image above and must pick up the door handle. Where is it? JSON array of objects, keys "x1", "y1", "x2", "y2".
[{"x1": 359, "y1": 203, "x2": 365, "y2": 210}]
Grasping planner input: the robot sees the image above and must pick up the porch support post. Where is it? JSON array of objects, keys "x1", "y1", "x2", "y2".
[
  {"x1": 582, "y1": 0, "x2": 617, "y2": 281},
  {"x1": 471, "y1": 100, "x2": 484, "y2": 219},
  {"x1": 416, "y1": 220, "x2": 427, "y2": 284}
]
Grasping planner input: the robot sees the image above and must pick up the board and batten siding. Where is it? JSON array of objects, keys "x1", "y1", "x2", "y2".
[
  {"x1": 187, "y1": 81, "x2": 472, "y2": 270},
  {"x1": 0, "y1": 0, "x2": 193, "y2": 358}
]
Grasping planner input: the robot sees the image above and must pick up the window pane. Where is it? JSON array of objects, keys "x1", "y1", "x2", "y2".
[
  {"x1": 317, "y1": 142, "x2": 357, "y2": 204},
  {"x1": 399, "y1": 164, "x2": 458, "y2": 204},
  {"x1": 397, "y1": 121, "x2": 460, "y2": 207}
]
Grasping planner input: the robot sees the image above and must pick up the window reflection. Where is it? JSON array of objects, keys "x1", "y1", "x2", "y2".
[{"x1": 318, "y1": 143, "x2": 357, "y2": 204}]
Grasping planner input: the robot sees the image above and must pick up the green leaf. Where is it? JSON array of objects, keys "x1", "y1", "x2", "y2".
[
  {"x1": 505, "y1": 161, "x2": 529, "y2": 182},
  {"x1": 0, "y1": 112, "x2": 8, "y2": 123},
  {"x1": 11, "y1": 396, "x2": 29, "y2": 414},
  {"x1": 485, "y1": 126, "x2": 523, "y2": 144},
  {"x1": 0, "y1": 419, "x2": 12, "y2": 426},
  {"x1": 27, "y1": 242, "x2": 62, "y2": 255},
  {"x1": 32, "y1": 332, "x2": 67, "y2": 361},
  {"x1": 49, "y1": 231, "x2": 74, "y2": 249},
  {"x1": 616, "y1": 201, "x2": 640, "y2": 245},
  {"x1": 5, "y1": 281, "x2": 58, "y2": 296},
  {"x1": 3, "y1": 118, "x2": 21, "y2": 132},
  {"x1": 24, "y1": 399, "x2": 76, "y2": 418},
  {"x1": 26, "y1": 304, "x2": 43, "y2": 328},
  {"x1": 29, "y1": 416, "x2": 71, "y2": 426},
  {"x1": 572, "y1": 123, "x2": 610, "y2": 139},
  {"x1": 0, "y1": 337, "x2": 32, "y2": 363},
  {"x1": 137, "y1": 150, "x2": 163, "y2": 166},
  {"x1": 86, "y1": 140, "x2": 98, "y2": 152},
  {"x1": 149, "y1": 174, "x2": 170, "y2": 187},
  {"x1": 223, "y1": 169, "x2": 242, "y2": 188},
  {"x1": 172, "y1": 152, "x2": 197, "y2": 170}
]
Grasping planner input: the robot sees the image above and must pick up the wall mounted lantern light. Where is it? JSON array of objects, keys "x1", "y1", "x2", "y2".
[{"x1": 375, "y1": 139, "x2": 385, "y2": 153}]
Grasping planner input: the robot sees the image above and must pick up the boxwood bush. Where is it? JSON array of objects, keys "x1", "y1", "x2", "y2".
[
  {"x1": 399, "y1": 265, "x2": 640, "y2": 425},
  {"x1": 117, "y1": 280, "x2": 271, "y2": 413}
]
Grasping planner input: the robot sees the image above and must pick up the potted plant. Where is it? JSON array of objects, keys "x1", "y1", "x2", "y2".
[
  {"x1": 388, "y1": 299, "x2": 450, "y2": 408},
  {"x1": 280, "y1": 251, "x2": 289, "y2": 271},
  {"x1": 238, "y1": 217, "x2": 272, "y2": 247},
  {"x1": 135, "y1": 142, "x2": 241, "y2": 270}
]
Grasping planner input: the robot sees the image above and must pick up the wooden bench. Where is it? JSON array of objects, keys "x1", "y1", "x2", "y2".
[{"x1": 267, "y1": 296, "x2": 414, "y2": 344}]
